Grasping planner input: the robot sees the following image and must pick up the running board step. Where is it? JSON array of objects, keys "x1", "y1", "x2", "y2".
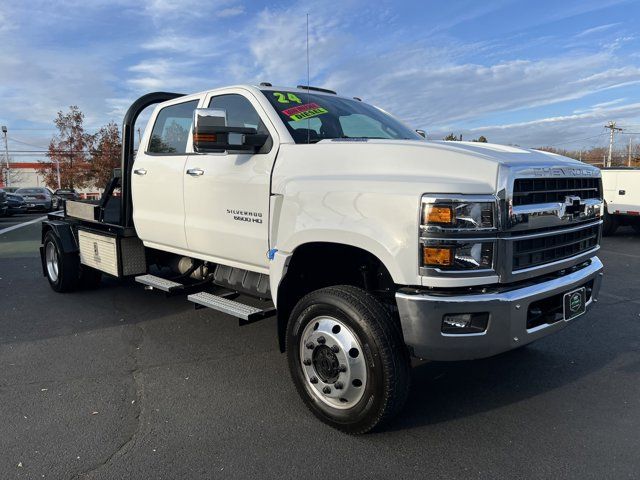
[
  {"x1": 135, "y1": 274, "x2": 184, "y2": 293},
  {"x1": 187, "y1": 291, "x2": 276, "y2": 322}
]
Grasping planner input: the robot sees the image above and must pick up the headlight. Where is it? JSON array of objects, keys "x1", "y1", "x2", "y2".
[
  {"x1": 420, "y1": 195, "x2": 498, "y2": 274},
  {"x1": 421, "y1": 197, "x2": 497, "y2": 231},
  {"x1": 422, "y1": 240, "x2": 494, "y2": 270}
]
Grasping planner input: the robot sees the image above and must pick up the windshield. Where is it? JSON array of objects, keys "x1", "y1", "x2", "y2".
[{"x1": 261, "y1": 89, "x2": 421, "y2": 144}]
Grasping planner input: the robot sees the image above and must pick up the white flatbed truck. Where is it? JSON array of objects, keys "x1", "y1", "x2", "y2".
[{"x1": 40, "y1": 84, "x2": 604, "y2": 433}]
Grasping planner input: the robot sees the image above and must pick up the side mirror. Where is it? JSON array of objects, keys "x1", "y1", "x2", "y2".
[
  {"x1": 193, "y1": 108, "x2": 268, "y2": 153},
  {"x1": 416, "y1": 129, "x2": 426, "y2": 138}
]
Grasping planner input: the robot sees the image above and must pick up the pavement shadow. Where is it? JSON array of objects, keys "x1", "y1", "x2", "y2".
[{"x1": 386, "y1": 322, "x2": 626, "y2": 432}]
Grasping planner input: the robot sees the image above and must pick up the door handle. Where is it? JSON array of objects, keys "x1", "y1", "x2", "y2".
[
  {"x1": 186, "y1": 168, "x2": 205, "y2": 177},
  {"x1": 133, "y1": 168, "x2": 147, "y2": 176},
  {"x1": 619, "y1": 190, "x2": 626, "y2": 195}
]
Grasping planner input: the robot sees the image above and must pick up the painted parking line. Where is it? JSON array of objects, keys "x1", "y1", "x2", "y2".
[{"x1": 0, "y1": 216, "x2": 47, "y2": 235}]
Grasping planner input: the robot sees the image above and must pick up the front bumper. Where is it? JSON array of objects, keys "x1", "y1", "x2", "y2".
[{"x1": 396, "y1": 256, "x2": 603, "y2": 361}]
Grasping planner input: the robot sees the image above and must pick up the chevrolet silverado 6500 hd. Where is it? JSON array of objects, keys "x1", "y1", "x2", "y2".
[{"x1": 40, "y1": 84, "x2": 604, "y2": 434}]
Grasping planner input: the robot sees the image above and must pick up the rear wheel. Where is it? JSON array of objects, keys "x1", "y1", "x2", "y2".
[
  {"x1": 44, "y1": 231, "x2": 79, "y2": 292},
  {"x1": 286, "y1": 285, "x2": 411, "y2": 434}
]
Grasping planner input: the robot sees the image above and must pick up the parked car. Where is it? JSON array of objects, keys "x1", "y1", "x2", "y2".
[
  {"x1": 15, "y1": 187, "x2": 53, "y2": 211},
  {"x1": 2, "y1": 187, "x2": 19, "y2": 193},
  {"x1": 0, "y1": 189, "x2": 7, "y2": 216},
  {"x1": 52, "y1": 188, "x2": 80, "y2": 210},
  {"x1": 6, "y1": 193, "x2": 27, "y2": 215}
]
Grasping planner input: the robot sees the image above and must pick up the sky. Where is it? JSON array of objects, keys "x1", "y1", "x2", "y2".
[{"x1": 1, "y1": 0, "x2": 639, "y2": 162}]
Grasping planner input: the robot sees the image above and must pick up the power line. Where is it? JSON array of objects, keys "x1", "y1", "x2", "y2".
[
  {"x1": 543, "y1": 133, "x2": 607, "y2": 148},
  {"x1": 8, "y1": 137, "x2": 50, "y2": 149}
]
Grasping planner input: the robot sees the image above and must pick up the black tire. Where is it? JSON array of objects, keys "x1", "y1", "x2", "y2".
[
  {"x1": 43, "y1": 231, "x2": 79, "y2": 292},
  {"x1": 286, "y1": 285, "x2": 411, "y2": 434},
  {"x1": 602, "y1": 210, "x2": 618, "y2": 236}
]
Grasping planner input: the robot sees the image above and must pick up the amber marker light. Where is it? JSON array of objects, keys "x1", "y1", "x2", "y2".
[
  {"x1": 423, "y1": 246, "x2": 454, "y2": 266},
  {"x1": 424, "y1": 205, "x2": 453, "y2": 225}
]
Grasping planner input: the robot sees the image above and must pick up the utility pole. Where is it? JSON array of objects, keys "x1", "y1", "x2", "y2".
[
  {"x1": 628, "y1": 136, "x2": 633, "y2": 167},
  {"x1": 1, "y1": 126, "x2": 9, "y2": 187},
  {"x1": 604, "y1": 121, "x2": 622, "y2": 167}
]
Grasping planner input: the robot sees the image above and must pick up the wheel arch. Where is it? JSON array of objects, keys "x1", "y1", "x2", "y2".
[{"x1": 273, "y1": 241, "x2": 398, "y2": 352}]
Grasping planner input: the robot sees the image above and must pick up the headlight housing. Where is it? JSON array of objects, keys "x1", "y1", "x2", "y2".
[
  {"x1": 420, "y1": 195, "x2": 498, "y2": 273},
  {"x1": 421, "y1": 197, "x2": 497, "y2": 232},
  {"x1": 421, "y1": 240, "x2": 494, "y2": 270}
]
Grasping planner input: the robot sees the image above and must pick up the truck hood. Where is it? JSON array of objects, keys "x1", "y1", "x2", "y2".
[{"x1": 273, "y1": 139, "x2": 593, "y2": 197}]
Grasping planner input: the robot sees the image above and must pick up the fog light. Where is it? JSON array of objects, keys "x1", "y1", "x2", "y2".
[{"x1": 442, "y1": 312, "x2": 489, "y2": 334}]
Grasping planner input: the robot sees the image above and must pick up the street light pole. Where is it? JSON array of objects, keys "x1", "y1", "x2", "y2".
[{"x1": 1, "y1": 126, "x2": 9, "y2": 187}]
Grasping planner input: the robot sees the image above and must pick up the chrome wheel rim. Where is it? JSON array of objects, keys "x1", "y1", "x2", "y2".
[
  {"x1": 45, "y1": 242, "x2": 59, "y2": 282},
  {"x1": 299, "y1": 316, "x2": 367, "y2": 409}
]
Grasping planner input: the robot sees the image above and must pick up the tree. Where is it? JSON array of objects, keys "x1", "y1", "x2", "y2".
[
  {"x1": 472, "y1": 135, "x2": 488, "y2": 143},
  {"x1": 0, "y1": 156, "x2": 25, "y2": 186},
  {"x1": 443, "y1": 133, "x2": 462, "y2": 141},
  {"x1": 40, "y1": 106, "x2": 93, "y2": 190},
  {"x1": 89, "y1": 122, "x2": 121, "y2": 189}
]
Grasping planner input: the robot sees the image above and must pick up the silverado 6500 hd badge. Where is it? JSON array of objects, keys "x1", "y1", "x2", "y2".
[{"x1": 227, "y1": 209, "x2": 263, "y2": 224}]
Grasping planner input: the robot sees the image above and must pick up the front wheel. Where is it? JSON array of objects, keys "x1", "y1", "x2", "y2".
[{"x1": 286, "y1": 285, "x2": 411, "y2": 434}]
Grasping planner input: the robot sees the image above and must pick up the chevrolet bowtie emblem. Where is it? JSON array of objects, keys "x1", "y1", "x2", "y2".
[{"x1": 562, "y1": 196, "x2": 585, "y2": 217}]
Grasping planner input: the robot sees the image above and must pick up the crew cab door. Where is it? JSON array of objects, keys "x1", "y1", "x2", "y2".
[
  {"x1": 183, "y1": 90, "x2": 278, "y2": 271},
  {"x1": 132, "y1": 98, "x2": 200, "y2": 250}
]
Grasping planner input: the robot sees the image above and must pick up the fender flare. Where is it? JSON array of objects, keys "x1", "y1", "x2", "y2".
[
  {"x1": 41, "y1": 220, "x2": 78, "y2": 253},
  {"x1": 40, "y1": 220, "x2": 78, "y2": 277}
]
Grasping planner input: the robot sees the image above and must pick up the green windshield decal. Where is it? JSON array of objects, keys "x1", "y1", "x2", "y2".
[
  {"x1": 282, "y1": 102, "x2": 328, "y2": 122},
  {"x1": 273, "y1": 92, "x2": 303, "y2": 104}
]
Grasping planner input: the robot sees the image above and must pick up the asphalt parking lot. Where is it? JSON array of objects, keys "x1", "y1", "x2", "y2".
[{"x1": 1, "y1": 214, "x2": 639, "y2": 479}]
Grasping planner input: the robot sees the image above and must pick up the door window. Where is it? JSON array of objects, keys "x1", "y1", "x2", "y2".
[
  {"x1": 148, "y1": 100, "x2": 199, "y2": 154},
  {"x1": 208, "y1": 94, "x2": 269, "y2": 134}
]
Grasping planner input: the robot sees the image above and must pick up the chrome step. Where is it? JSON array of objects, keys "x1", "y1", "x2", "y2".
[
  {"x1": 135, "y1": 274, "x2": 184, "y2": 293},
  {"x1": 187, "y1": 291, "x2": 275, "y2": 322}
]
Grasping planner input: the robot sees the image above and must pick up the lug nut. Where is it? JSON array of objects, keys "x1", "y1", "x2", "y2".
[
  {"x1": 305, "y1": 342, "x2": 314, "y2": 350},
  {"x1": 331, "y1": 345, "x2": 340, "y2": 353},
  {"x1": 310, "y1": 376, "x2": 318, "y2": 384},
  {"x1": 334, "y1": 382, "x2": 343, "y2": 390},
  {"x1": 303, "y1": 358, "x2": 312, "y2": 366},
  {"x1": 317, "y1": 336, "x2": 326, "y2": 344},
  {"x1": 339, "y1": 364, "x2": 347, "y2": 372},
  {"x1": 322, "y1": 386, "x2": 331, "y2": 394}
]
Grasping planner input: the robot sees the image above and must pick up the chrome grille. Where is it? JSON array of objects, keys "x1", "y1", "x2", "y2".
[
  {"x1": 512, "y1": 224, "x2": 600, "y2": 271},
  {"x1": 513, "y1": 177, "x2": 601, "y2": 206}
]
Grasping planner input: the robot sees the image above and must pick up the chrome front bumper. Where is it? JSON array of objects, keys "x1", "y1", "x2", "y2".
[{"x1": 396, "y1": 256, "x2": 603, "y2": 361}]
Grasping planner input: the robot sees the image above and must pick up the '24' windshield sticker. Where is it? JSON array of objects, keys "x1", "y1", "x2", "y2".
[
  {"x1": 282, "y1": 102, "x2": 329, "y2": 122},
  {"x1": 273, "y1": 92, "x2": 303, "y2": 104}
]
